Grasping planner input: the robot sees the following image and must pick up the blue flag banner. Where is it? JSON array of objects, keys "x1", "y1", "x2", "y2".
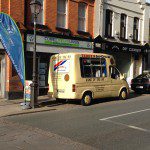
[{"x1": 0, "y1": 13, "x2": 25, "y2": 86}]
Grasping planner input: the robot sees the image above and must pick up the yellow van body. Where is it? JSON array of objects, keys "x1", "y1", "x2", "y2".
[{"x1": 48, "y1": 53, "x2": 129, "y2": 105}]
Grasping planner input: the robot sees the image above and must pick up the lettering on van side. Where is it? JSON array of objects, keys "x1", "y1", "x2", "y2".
[
  {"x1": 96, "y1": 86, "x2": 105, "y2": 92},
  {"x1": 86, "y1": 78, "x2": 104, "y2": 82},
  {"x1": 82, "y1": 54, "x2": 110, "y2": 58}
]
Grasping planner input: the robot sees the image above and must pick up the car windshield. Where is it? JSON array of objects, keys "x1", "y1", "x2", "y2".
[{"x1": 136, "y1": 73, "x2": 150, "y2": 79}]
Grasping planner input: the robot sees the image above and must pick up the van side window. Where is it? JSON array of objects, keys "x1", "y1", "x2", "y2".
[
  {"x1": 109, "y1": 66, "x2": 120, "y2": 79},
  {"x1": 80, "y1": 57, "x2": 107, "y2": 78}
]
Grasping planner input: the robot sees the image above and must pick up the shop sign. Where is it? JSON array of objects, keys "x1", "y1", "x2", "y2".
[
  {"x1": 27, "y1": 34, "x2": 93, "y2": 49},
  {"x1": 122, "y1": 47, "x2": 141, "y2": 53},
  {"x1": 24, "y1": 80, "x2": 32, "y2": 102},
  {"x1": 97, "y1": 43, "x2": 143, "y2": 53}
]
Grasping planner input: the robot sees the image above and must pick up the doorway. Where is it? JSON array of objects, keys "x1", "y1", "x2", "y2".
[{"x1": 0, "y1": 55, "x2": 6, "y2": 98}]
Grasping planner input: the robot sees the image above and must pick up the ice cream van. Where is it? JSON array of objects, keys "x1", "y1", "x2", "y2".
[{"x1": 48, "y1": 53, "x2": 129, "y2": 106}]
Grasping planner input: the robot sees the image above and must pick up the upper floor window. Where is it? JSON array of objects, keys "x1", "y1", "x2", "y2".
[
  {"x1": 57, "y1": 0, "x2": 67, "y2": 28},
  {"x1": 105, "y1": 9, "x2": 113, "y2": 37},
  {"x1": 31, "y1": 0, "x2": 44, "y2": 25},
  {"x1": 120, "y1": 14, "x2": 127, "y2": 39},
  {"x1": 133, "y1": 17, "x2": 139, "y2": 41},
  {"x1": 78, "y1": 3, "x2": 87, "y2": 32}
]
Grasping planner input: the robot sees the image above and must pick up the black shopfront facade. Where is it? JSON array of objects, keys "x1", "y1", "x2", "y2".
[{"x1": 94, "y1": 35, "x2": 149, "y2": 85}]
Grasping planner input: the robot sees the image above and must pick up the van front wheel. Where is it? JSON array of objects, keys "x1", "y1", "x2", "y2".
[
  {"x1": 119, "y1": 89, "x2": 127, "y2": 100},
  {"x1": 81, "y1": 93, "x2": 92, "y2": 106}
]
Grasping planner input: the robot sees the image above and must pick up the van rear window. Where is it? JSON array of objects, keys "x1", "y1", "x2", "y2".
[{"x1": 80, "y1": 57, "x2": 107, "y2": 78}]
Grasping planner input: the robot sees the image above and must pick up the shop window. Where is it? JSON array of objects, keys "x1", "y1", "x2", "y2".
[
  {"x1": 120, "y1": 14, "x2": 126, "y2": 39},
  {"x1": 57, "y1": 0, "x2": 67, "y2": 29},
  {"x1": 105, "y1": 9, "x2": 113, "y2": 37},
  {"x1": 133, "y1": 17, "x2": 139, "y2": 41},
  {"x1": 78, "y1": 3, "x2": 87, "y2": 32},
  {"x1": 80, "y1": 57, "x2": 107, "y2": 78},
  {"x1": 31, "y1": 0, "x2": 44, "y2": 25}
]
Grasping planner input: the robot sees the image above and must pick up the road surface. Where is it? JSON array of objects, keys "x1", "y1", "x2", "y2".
[{"x1": 1, "y1": 93, "x2": 150, "y2": 150}]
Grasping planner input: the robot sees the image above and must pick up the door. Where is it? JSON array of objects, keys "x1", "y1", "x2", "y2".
[{"x1": 109, "y1": 66, "x2": 122, "y2": 97}]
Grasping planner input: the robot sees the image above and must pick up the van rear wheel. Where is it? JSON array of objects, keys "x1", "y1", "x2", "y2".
[
  {"x1": 81, "y1": 93, "x2": 92, "y2": 106},
  {"x1": 119, "y1": 89, "x2": 127, "y2": 100}
]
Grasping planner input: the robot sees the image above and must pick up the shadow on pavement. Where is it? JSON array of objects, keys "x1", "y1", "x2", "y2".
[
  {"x1": 37, "y1": 91, "x2": 146, "y2": 107},
  {"x1": 39, "y1": 99, "x2": 67, "y2": 108},
  {"x1": 62, "y1": 91, "x2": 144, "y2": 106},
  {"x1": 128, "y1": 92, "x2": 142, "y2": 99}
]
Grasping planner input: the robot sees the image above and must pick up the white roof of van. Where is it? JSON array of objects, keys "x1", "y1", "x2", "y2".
[{"x1": 53, "y1": 52, "x2": 113, "y2": 57}]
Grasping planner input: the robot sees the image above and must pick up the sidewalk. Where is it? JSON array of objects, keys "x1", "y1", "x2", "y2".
[
  {"x1": 0, "y1": 90, "x2": 140, "y2": 118},
  {"x1": 0, "y1": 95, "x2": 59, "y2": 118}
]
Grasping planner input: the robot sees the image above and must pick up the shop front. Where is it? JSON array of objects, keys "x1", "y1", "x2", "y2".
[
  {"x1": 94, "y1": 36, "x2": 148, "y2": 86},
  {"x1": 25, "y1": 33, "x2": 93, "y2": 95}
]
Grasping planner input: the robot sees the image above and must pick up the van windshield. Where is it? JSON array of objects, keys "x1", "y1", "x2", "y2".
[{"x1": 80, "y1": 57, "x2": 107, "y2": 78}]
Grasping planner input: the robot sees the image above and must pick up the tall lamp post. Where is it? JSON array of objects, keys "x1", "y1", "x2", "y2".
[{"x1": 30, "y1": 0, "x2": 41, "y2": 108}]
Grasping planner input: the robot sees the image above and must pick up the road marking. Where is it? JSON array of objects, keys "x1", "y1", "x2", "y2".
[
  {"x1": 103, "y1": 120, "x2": 150, "y2": 133},
  {"x1": 128, "y1": 125, "x2": 150, "y2": 132},
  {"x1": 99, "y1": 108, "x2": 150, "y2": 121}
]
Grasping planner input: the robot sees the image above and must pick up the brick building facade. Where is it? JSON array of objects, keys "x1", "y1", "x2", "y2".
[
  {"x1": 0, "y1": 0, "x2": 95, "y2": 99},
  {"x1": 0, "y1": 0, "x2": 25, "y2": 99}
]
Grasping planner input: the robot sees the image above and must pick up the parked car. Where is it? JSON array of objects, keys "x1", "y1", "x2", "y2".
[{"x1": 131, "y1": 71, "x2": 150, "y2": 93}]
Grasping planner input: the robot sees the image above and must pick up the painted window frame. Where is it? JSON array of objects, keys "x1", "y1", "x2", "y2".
[
  {"x1": 133, "y1": 17, "x2": 139, "y2": 41},
  {"x1": 57, "y1": 0, "x2": 68, "y2": 29},
  {"x1": 105, "y1": 9, "x2": 113, "y2": 37},
  {"x1": 78, "y1": 3, "x2": 87, "y2": 32},
  {"x1": 120, "y1": 14, "x2": 127, "y2": 39}
]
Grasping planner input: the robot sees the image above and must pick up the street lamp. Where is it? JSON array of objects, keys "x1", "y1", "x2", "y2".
[{"x1": 30, "y1": 0, "x2": 41, "y2": 108}]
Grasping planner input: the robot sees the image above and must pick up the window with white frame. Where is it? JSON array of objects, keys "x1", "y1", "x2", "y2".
[
  {"x1": 31, "y1": 0, "x2": 44, "y2": 25},
  {"x1": 133, "y1": 17, "x2": 139, "y2": 41},
  {"x1": 120, "y1": 14, "x2": 127, "y2": 39},
  {"x1": 57, "y1": 0, "x2": 67, "y2": 28},
  {"x1": 78, "y1": 3, "x2": 87, "y2": 32},
  {"x1": 105, "y1": 9, "x2": 113, "y2": 37}
]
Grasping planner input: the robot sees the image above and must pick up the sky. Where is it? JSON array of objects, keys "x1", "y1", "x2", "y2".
[{"x1": 146, "y1": 0, "x2": 150, "y2": 3}]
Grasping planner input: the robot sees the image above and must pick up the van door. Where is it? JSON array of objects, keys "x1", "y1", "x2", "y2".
[{"x1": 109, "y1": 66, "x2": 122, "y2": 97}]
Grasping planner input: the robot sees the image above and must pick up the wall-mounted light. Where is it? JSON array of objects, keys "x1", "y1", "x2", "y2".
[
  {"x1": 129, "y1": 33, "x2": 133, "y2": 39},
  {"x1": 115, "y1": 31, "x2": 120, "y2": 38}
]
